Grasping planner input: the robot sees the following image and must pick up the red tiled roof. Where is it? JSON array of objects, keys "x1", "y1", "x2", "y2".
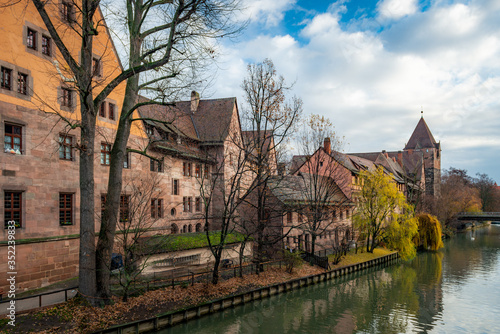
[{"x1": 404, "y1": 117, "x2": 438, "y2": 150}]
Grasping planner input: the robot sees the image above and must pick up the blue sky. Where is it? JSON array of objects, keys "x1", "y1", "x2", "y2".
[{"x1": 204, "y1": 0, "x2": 500, "y2": 183}]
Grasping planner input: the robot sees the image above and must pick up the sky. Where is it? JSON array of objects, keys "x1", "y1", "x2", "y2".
[{"x1": 201, "y1": 0, "x2": 500, "y2": 183}]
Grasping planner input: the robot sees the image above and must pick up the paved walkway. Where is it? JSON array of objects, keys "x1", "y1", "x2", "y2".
[{"x1": 0, "y1": 279, "x2": 78, "y2": 315}]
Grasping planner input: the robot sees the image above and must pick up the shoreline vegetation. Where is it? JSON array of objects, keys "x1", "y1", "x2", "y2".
[{"x1": 1, "y1": 248, "x2": 393, "y2": 333}]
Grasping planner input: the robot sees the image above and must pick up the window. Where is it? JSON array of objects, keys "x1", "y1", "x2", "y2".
[
  {"x1": 172, "y1": 179, "x2": 179, "y2": 195},
  {"x1": 195, "y1": 164, "x2": 201, "y2": 178},
  {"x1": 120, "y1": 195, "x2": 129, "y2": 223},
  {"x1": 171, "y1": 208, "x2": 176, "y2": 217},
  {"x1": 195, "y1": 197, "x2": 202, "y2": 212},
  {"x1": 286, "y1": 212, "x2": 292, "y2": 224},
  {"x1": 4, "y1": 191, "x2": 22, "y2": 228},
  {"x1": 62, "y1": 1, "x2": 74, "y2": 23},
  {"x1": 92, "y1": 57, "x2": 100, "y2": 77},
  {"x1": 17, "y1": 73, "x2": 28, "y2": 95},
  {"x1": 145, "y1": 124, "x2": 154, "y2": 137},
  {"x1": 183, "y1": 162, "x2": 192, "y2": 177},
  {"x1": 108, "y1": 103, "x2": 115, "y2": 120},
  {"x1": 1, "y1": 67, "x2": 12, "y2": 90},
  {"x1": 59, "y1": 193, "x2": 73, "y2": 225},
  {"x1": 61, "y1": 87, "x2": 73, "y2": 107},
  {"x1": 150, "y1": 158, "x2": 163, "y2": 172},
  {"x1": 183, "y1": 197, "x2": 192, "y2": 212},
  {"x1": 4, "y1": 124, "x2": 22, "y2": 153},
  {"x1": 99, "y1": 102, "x2": 106, "y2": 117},
  {"x1": 42, "y1": 35, "x2": 51, "y2": 56},
  {"x1": 123, "y1": 151, "x2": 130, "y2": 169},
  {"x1": 59, "y1": 134, "x2": 73, "y2": 160},
  {"x1": 151, "y1": 198, "x2": 163, "y2": 218},
  {"x1": 204, "y1": 165, "x2": 210, "y2": 178},
  {"x1": 27, "y1": 28, "x2": 37, "y2": 50},
  {"x1": 100, "y1": 143, "x2": 111, "y2": 165}
]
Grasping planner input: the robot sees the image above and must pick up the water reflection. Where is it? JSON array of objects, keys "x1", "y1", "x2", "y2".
[{"x1": 162, "y1": 225, "x2": 500, "y2": 334}]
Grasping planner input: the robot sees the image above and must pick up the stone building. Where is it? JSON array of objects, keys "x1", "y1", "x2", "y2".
[{"x1": 0, "y1": 1, "x2": 249, "y2": 293}]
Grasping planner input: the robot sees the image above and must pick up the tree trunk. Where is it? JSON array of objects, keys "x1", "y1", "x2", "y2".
[
  {"x1": 311, "y1": 233, "x2": 316, "y2": 255},
  {"x1": 78, "y1": 9, "x2": 98, "y2": 305},
  {"x1": 78, "y1": 107, "x2": 97, "y2": 305},
  {"x1": 95, "y1": 84, "x2": 135, "y2": 303},
  {"x1": 212, "y1": 251, "x2": 221, "y2": 285},
  {"x1": 238, "y1": 240, "x2": 246, "y2": 277},
  {"x1": 95, "y1": 24, "x2": 141, "y2": 303}
]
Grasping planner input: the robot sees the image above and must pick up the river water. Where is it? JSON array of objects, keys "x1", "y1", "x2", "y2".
[{"x1": 163, "y1": 225, "x2": 500, "y2": 333}]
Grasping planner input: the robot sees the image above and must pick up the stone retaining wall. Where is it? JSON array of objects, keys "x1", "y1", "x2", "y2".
[{"x1": 93, "y1": 252, "x2": 400, "y2": 334}]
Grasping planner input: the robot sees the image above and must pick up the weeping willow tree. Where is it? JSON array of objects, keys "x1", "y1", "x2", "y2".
[{"x1": 413, "y1": 214, "x2": 444, "y2": 251}]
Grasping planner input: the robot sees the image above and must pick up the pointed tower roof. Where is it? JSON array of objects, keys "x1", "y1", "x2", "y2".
[{"x1": 404, "y1": 117, "x2": 437, "y2": 150}]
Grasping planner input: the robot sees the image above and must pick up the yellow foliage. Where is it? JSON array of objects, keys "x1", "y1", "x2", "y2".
[
  {"x1": 354, "y1": 166, "x2": 418, "y2": 260},
  {"x1": 413, "y1": 214, "x2": 444, "y2": 251}
]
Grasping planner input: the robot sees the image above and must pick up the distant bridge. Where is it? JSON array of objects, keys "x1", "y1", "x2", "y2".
[{"x1": 456, "y1": 212, "x2": 500, "y2": 221}]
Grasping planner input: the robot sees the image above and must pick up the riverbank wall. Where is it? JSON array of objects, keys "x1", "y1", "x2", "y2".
[{"x1": 93, "y1": 252, "x2": 400, "y2": 334}]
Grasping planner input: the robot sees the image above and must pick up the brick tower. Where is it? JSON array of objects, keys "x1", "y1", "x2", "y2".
[{"x1": 404, "y1": 115, "x2": 441, "y2": 196}]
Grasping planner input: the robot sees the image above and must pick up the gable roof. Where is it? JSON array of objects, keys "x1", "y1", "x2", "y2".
[
  {"x1": 138, "y1": 96, "x2": 237, "y2": 143},
  {"x1": 404, "y1": 117, "x2": 438, "y2": 150},
  {"x1": 267, "y1": 174, "x2": 350, "y2": 206}
]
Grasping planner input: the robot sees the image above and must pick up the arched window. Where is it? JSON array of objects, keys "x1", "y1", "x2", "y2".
[
  {"x1": 170, "y1": 223, "x2": 178, "y2": 234},
  {"x1": 183, "y1": 225, "x2": 187, "y2": 233},
  {"x1": 196, "y1": 223, "x2": 202, "y2": 232},
  {"x1": 345, "y1": 228, "x2": 351, "y2": 241},
  {"x1": 188, "y1": 224, "x2": 192, "y2": 233},
  {"x1": 171, "y1": 208, "x2": 176, "y2": 216}
]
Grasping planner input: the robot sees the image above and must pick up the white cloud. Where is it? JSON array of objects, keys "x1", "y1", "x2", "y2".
[
  {"x1": 236, "y1": 0, "x2": 296, "y2": 27},
  {"x1": 377, "y1": 0, "x2": 418, "y2": 20},
  {"x1": 209, "y1": 0, "x2": 500, "y2": 181}
]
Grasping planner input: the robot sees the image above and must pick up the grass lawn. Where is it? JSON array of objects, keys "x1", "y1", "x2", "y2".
[{"x1": 328, "y1": 248, "x2": 395, "y2": 269}]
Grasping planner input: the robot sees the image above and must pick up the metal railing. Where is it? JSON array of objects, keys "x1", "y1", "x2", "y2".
[{"x1": 0, "y1": 286, "x2": 78, "y2": 314}]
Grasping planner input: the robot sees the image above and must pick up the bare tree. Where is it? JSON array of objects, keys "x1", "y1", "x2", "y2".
[
  {"x1": 26, "y1": 0, "x2": 242, "y2": 304},
  {"x1": 113, "y1": 173, "x2": 166, "y2": 302},
  {"x1": 240, "y1": 58, "x2": 302, "y2": 271},
  {"x1": 197, "y1": 131, "x2": 252, "y2": 284},
  {"x1": 295, "y1": 114, "x2": 351, "y2": 255}
]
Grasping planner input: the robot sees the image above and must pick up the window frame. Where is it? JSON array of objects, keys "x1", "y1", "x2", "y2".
[
  {"x1": 4, "y1": 123, "x2": 23, "y2": 153},
  {"x1": 99, "y1": 102, "x2": 106, "y2": 117},
  {"x1": 1, "y1": 67, "x2": 12, "y2": 90},
  {"x1": 195, "y1": 164, "x2": 201, "y2": 178},
  {"x1": 41, "y1": 35, "x2": 51, "y2": 56},
  {"x1": 195, "y1": 197, "x2": 202, "y2": 212},
  {"x1": 61, "y1": 87, "x2": 73, "y2": 108},
  {"x1": 61, "y1": 1, "x2": 75, "y2": 23},
  {"x1": 4, "y1": 191, "x2": 22, "y2": 228},
  {"x1": 172, "y1": 179, "x2": 179, "y2": 195},
  {"x1": 92, "y1": 57, "x2": 101, "y2": 77},
  {"x1": 151, "y1": 198, "x2": 163, "y2": 219},
  {"x1": 108, "y1": 102, "x2": 115, "y2": 120},
  {"x1": 27, "y1": 28, "x2": 37, "y2": 50},
  {"x1": 59, "y1": 193, "x2": 73, "y2": 225},
  {"x1": 100, "y1": 142, "x2": 111, "y2": 166},
  {"x1": 119, "y1": 195, "x2": 130, "y2": 223},
  {"x1": 59, "y1": 133, "x2": 73, "y2": 161},
  {"x1": 17, "y1": 72, "x2": 28, "y2": 95}
]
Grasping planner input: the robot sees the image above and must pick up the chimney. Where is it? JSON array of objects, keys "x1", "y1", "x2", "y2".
[
  {"x1": 382, "y1": 150, "x2": 388, "y2": 158},
  {"x1": 191, "y1": 91, "x2": 200, "y2": 113},
  {"x1": 324, "y1": 137, "x2": 331, "y2": 154},
  {"x1": 397, "y1": 150, "x2": 403, "y2": 167}
]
